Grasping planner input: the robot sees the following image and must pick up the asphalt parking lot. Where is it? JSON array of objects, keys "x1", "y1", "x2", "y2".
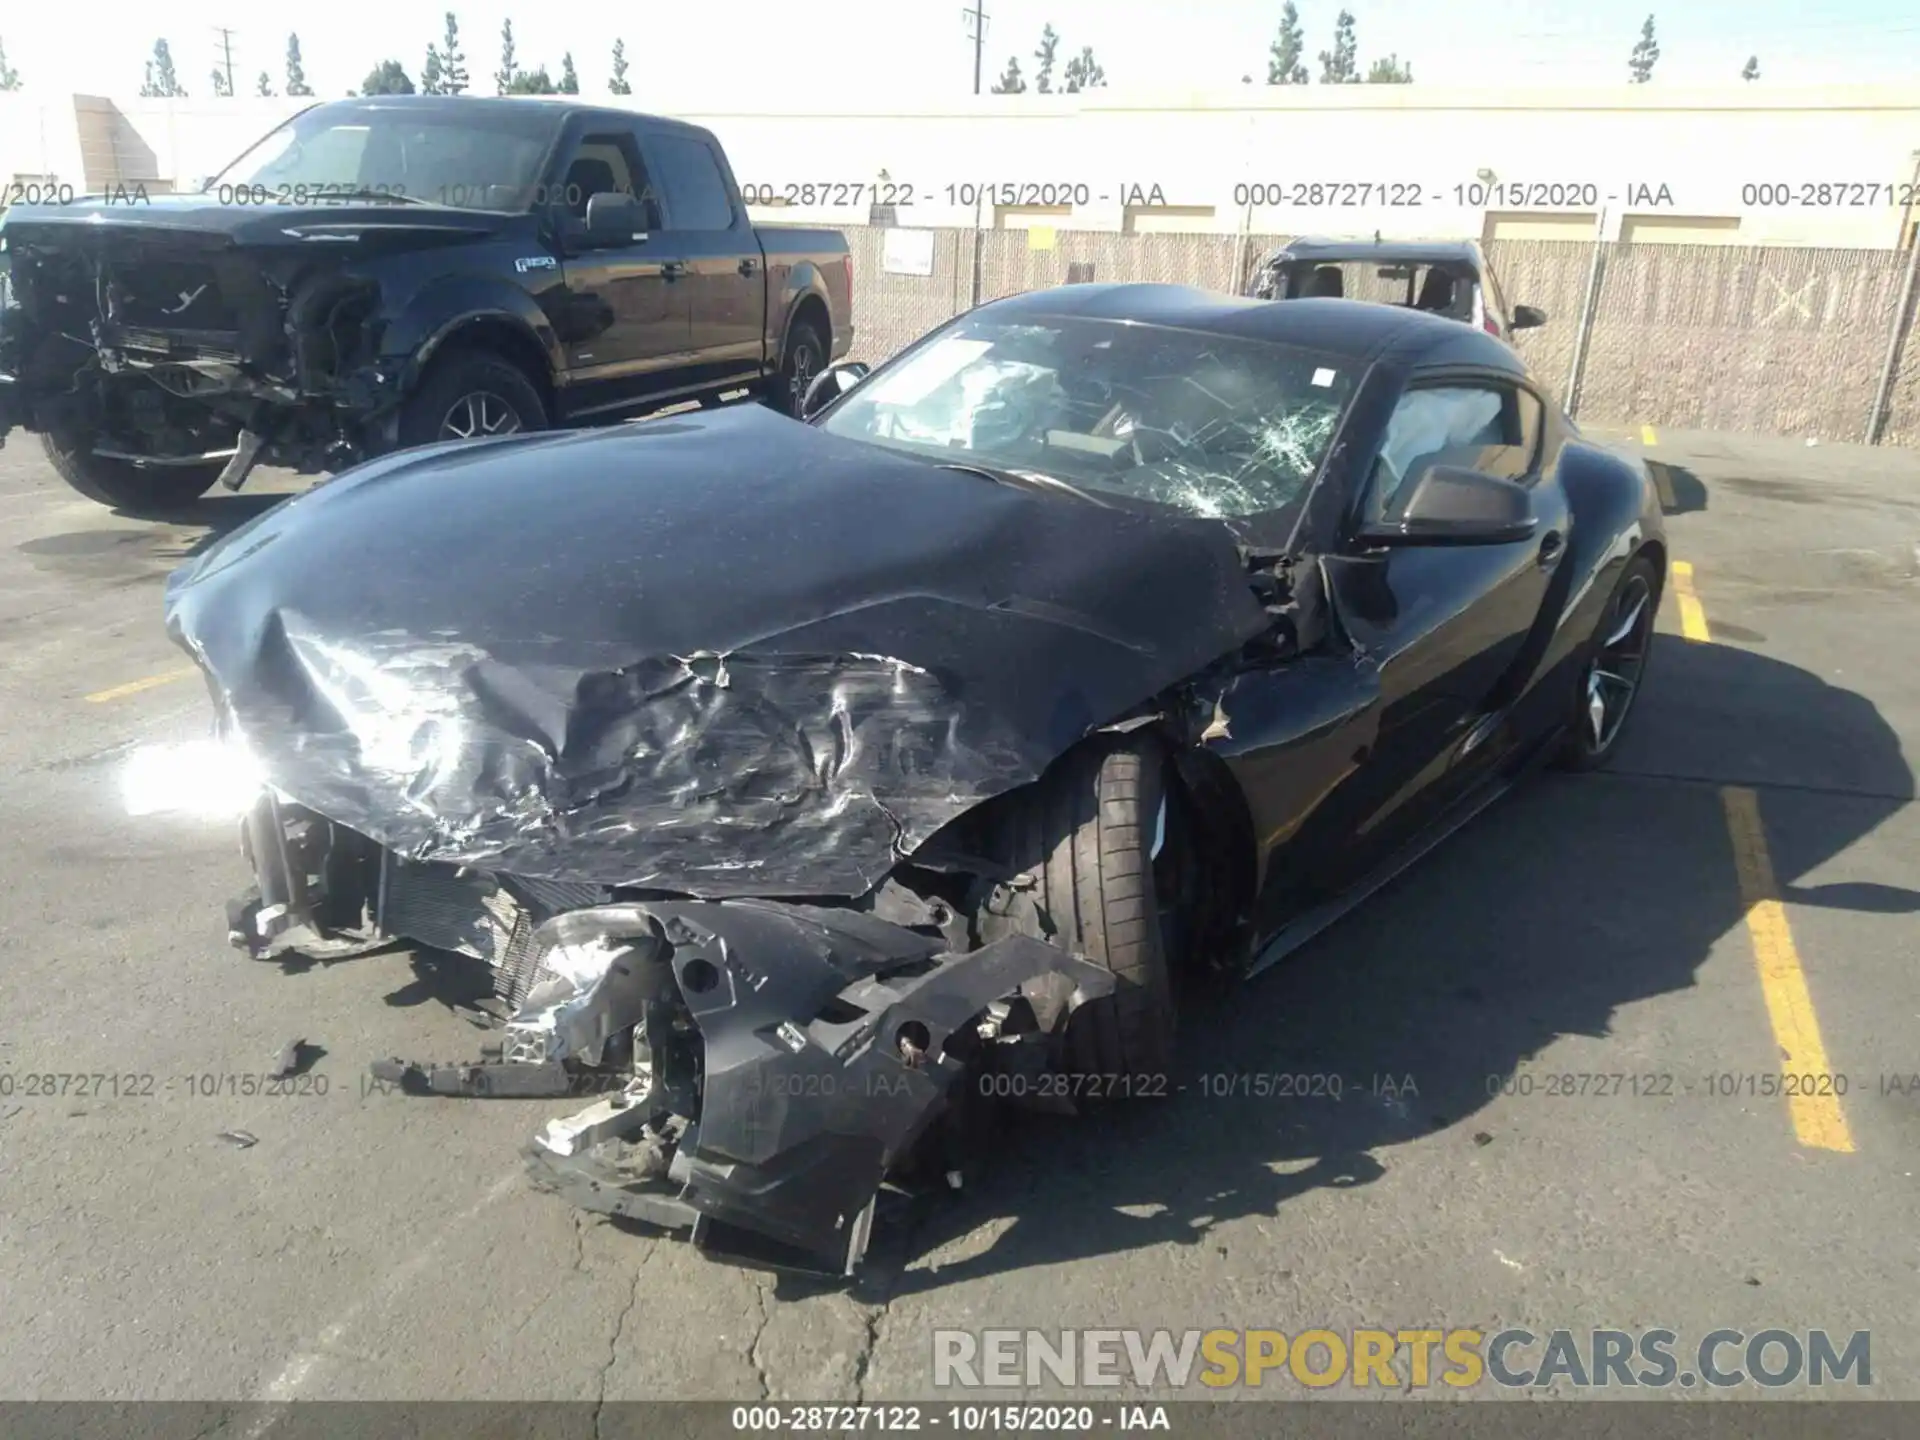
[{"x1": 0, "y1": 418, "x2": 1914, "y2": 1406}]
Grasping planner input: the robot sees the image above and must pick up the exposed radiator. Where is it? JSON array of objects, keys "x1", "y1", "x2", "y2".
[{"x1": 378, "y1": 858, "x2": 612, "y2": 1009}]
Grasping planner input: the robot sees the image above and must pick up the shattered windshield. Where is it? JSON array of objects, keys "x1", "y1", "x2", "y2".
[
  {"x1": 207, "y1": 105, "x2": 561, "y2": 211},
  {"x1": 817, "y1": 314, "x2": 1355, "y2": 520}
]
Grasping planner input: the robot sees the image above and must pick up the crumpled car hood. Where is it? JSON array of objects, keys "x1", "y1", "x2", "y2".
[{"x1": 165, "y1": 404, "x2": 1271, "y2": 897}]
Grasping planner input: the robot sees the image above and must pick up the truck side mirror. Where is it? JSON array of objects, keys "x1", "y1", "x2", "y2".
[{"x1": 583, "y1": 191, "x2": 646, "y2": 246}]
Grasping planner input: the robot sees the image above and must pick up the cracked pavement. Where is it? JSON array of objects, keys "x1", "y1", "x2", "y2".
[{"x1": 0, "y1": 424, "x2": 1916, "y2": 1402}]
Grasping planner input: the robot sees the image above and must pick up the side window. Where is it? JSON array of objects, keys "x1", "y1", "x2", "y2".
[
  {"x1": 1513, "y1": 388, "x2": 1544, "y2": 468},
  {"x1": 1364, "y1": 384, "x2": 1530, "y2": 521},
  {"x1": 554, "y1": 132, "x2": 660, "y2": 228},
  {"x1": 647, "y1": 134, "x2": 737, "y2": 231}
]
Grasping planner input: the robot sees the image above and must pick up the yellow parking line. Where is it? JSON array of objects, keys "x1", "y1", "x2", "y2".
[
  {"x1": 1720, "y1": 787, "x2": 1856, "y2": 1153},
  {"x1": 1676, "y1": 561, "x2": 1854, "y2": 1153},
  {"x1": 1669, "y1": 560, "x2": 1710, "y2": 641},
  {"x1": 84, "y1": 667, "x2": 197, "y2": 703},
  {"x1": 1640, "y1": 423, "x2": 1658, "y2": 447}
]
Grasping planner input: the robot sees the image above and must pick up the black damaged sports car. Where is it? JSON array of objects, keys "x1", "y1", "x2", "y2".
[{"x1": 161, "y1": 284, "x2": 1666, "y2": 1276}]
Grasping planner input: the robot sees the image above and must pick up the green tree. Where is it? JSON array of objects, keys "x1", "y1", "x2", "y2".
[
  {"x1": 608, "y1": 38, "x2": 630, "y2": 95},
  {"x1": 0, "y1": 39, "x2": 24, "y2": 91},
  {"x1": 1032, "y1": 23, "x2": 1059, "y2": 93},
  {"x1": 1062, "y1": 46, "x2": 1105, "y2": 92},
  {"x1": 1365, "y1": 53, "x2": 1412, "y2": 82},
  {"x1": 506, "y1": 64, "x2": 556, "y2": 94},
  {"x1": 440, "y1": 12, "x2": 469, "y2": 93},
  {"x1": 558, "y1": 51, "x2": 578, "y2": 93},
  {"x1": 990, "y1": 56, "x2": 1027, "y2": 93},
  {"x1": 361, "y1": 60, "x2": 415, "y2": 94},
  {"x1": 422, "y1": 47, "x2": 445, "y2": 93},
  {"x1": 140, "y1": 39, "x2": 186, "y2": 97},
  {"x1": 1318, "y1": 11, "x2": 1359, "y2": 83},
  {"x1": 285, "y1": 34, "x2": 313, "y2": 96},
  {"x1": 1628, "y1": 14, "x2": 1659, "y2": 83},
  {"x1": 1267, "y1": 2, "x2": 1308, "y2": 84},
  {"x1": 211, "y1": 67, "x2": 232, "y2": 96},
  {"x1": 256, "y1": 70, "x2": 274, "y2": 96},
  {"x1": 495, "y1": 19, "x2": 519, "y2": 93},
  {"x1": 1741, "y1": 54, "x2": 1759, "y2": 81}
]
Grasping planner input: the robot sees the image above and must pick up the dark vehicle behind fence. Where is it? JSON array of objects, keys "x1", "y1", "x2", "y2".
[
  {"x1": 0, "y1": 96, "x2": 852, "y2": 511},
  {"x1": 1249, "y1": 237, "x2": 1547, "y2": 343}
]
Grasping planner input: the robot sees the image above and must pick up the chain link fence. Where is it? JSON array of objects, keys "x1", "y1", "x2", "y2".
[{"x1": 840, "y1": 224, "x2": 1920, "y2": 447}]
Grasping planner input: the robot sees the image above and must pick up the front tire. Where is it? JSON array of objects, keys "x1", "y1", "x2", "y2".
[
  {"x1": 397, "y1": 347, "x2": 549, "y2": 449},
  {"x1": 41, "y1": 432, "x2": 220, "y2": 515},
  {"x1": 976, "y1": 735, "x2": 1177, "y2": 1088}
]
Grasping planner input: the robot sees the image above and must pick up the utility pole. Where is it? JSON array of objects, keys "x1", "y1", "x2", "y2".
[
  {"x1": 961, "y1": 1, "x2": 989, "y2": 95},
  {"x1": 213, "y1": 27, "x2": 236, "y2": 95}
]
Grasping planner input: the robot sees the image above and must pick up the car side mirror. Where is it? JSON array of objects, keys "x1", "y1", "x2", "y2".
[
  {"x1": 800, "y1": 360, "x2": 871, "y2": 420},
  {"x1": 1511, "y1": 304, "x2": 1547, "y2": 331},
  {"x1": 582, "y1": 191, "x2": 647, "y2": 247},
  {"x1": 1358, "y1": 464, "x2": 1537, "y2": 546}
]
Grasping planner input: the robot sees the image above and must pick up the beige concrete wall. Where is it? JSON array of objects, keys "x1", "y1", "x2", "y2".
[{"x1": 3, "y1": 87, "x2": 1917, "y2": 249}]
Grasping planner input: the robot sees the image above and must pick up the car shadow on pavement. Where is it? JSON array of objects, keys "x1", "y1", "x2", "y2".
[
  {"x1": 1648, "y1": 459, "x2": 1708, "y2": 516},
  {"x1": 140, "y1": 491, "x2": 290, "y2": 556},
  {"x1": 860, "y1": 634, "x2": 1914, "y2": 1297}
]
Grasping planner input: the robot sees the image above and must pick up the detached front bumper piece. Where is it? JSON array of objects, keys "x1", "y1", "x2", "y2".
[
  {"x1": 223, "y1": 800, "x2": 1114, "y2": 1277},
  {"x1": 512, "y1": 903, "x2": 1115, "y2": 1277}
]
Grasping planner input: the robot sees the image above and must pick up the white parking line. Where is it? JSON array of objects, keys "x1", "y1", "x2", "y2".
[{"x1": 243, "y1": 1168, "x2": 523, "y2": 1431}]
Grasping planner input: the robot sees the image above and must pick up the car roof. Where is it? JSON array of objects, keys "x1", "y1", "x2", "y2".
[
  {"x1": 975, "y1": 283, "x2": 1523, "y2": 372},
  {"x1": 1276, "y1": 238, "x2": 1485, "y2": 267}
]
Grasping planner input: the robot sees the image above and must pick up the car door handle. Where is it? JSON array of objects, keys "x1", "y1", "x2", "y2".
[
  {"x1": 1537, "y1": 529, "x2": 1564, "y2": 568},
  {"x1": 661, "y1": 261, "x2": 687, "y2": 280},
  {"x1": 738, "y1": 258, "x2": 758, "y2": 276}
]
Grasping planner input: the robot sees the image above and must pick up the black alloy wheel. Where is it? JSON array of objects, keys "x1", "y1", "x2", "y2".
[{"x1": 1560, "y1": 555, "x2": 1660, "y2": 769}]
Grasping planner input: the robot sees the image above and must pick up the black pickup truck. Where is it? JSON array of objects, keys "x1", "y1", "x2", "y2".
[{"x1": 0, "y1": 96, "x2": 852, "y2": 511}]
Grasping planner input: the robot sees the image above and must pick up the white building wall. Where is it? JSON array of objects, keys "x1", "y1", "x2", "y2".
[{"x1": 3, "y1": 86, "x2": 1916, "y2": 249}]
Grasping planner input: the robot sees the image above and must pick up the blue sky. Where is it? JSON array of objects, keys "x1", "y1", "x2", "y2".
[{"x1": 1, "y1": 0, "x2": 1914, "y2": 99}]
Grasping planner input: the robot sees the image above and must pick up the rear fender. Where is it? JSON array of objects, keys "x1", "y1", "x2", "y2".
[
  {"x1": 770, "y1": 261, "x2": 834, "y2": 362},
  {"x1": 1547, "y1": 440, "x2": 1665, "y2": 674}
]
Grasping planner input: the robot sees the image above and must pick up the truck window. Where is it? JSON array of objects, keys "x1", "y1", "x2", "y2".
[
  {"x1": 648, "y1": 134, "x2": 737, "y2": 231},
  {"x1": 557, "y1": 134, "x2": 653, "y2": 220}
]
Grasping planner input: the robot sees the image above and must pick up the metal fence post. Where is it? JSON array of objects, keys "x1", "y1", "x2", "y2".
[
  {"x1": 1564, "y1": 206, "x2": 1608, "y2": 417},
  {"x1": 1865, "y1": 226, "x2": 1920, "y2": 445},
  {"x1": 968, "y1": 191, "x2": 985, "y2": 310},
  {"x1": 1233, "y1": 197, "x2": 1253, "y2": 296}
]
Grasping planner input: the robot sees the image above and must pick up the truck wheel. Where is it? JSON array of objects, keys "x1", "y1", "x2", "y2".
[
  {"x1": 40, "y1": 432, "x2": 220, "y2": 515},
  {"x1": 398, "y1": 347, "x2": 549, "y2": 449},
  {"x1": 974, "y1": 735, "x2": 1177, "y2": 1090},
  {"x1": 767, "y1": 319, "x2": 825, "y2": 418}
]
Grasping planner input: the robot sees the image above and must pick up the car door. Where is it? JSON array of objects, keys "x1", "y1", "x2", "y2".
[
  {"x1": 1304, "y1": 372, "x2": 1565, "y2": 891},
  {"x1": 641, "y1": 128, "x2": 765, "y2": 390},
  {"x1": 549, "y1": 122, "x2": 691, "y2": 422}
]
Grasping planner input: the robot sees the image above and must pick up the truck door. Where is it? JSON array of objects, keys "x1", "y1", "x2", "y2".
[
  {"x1": 550, "y1": 125, "x2": 690, "y2": 421},
  {"x1": 641, "y1": 128, "x2": 765, "y2": 390}
]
